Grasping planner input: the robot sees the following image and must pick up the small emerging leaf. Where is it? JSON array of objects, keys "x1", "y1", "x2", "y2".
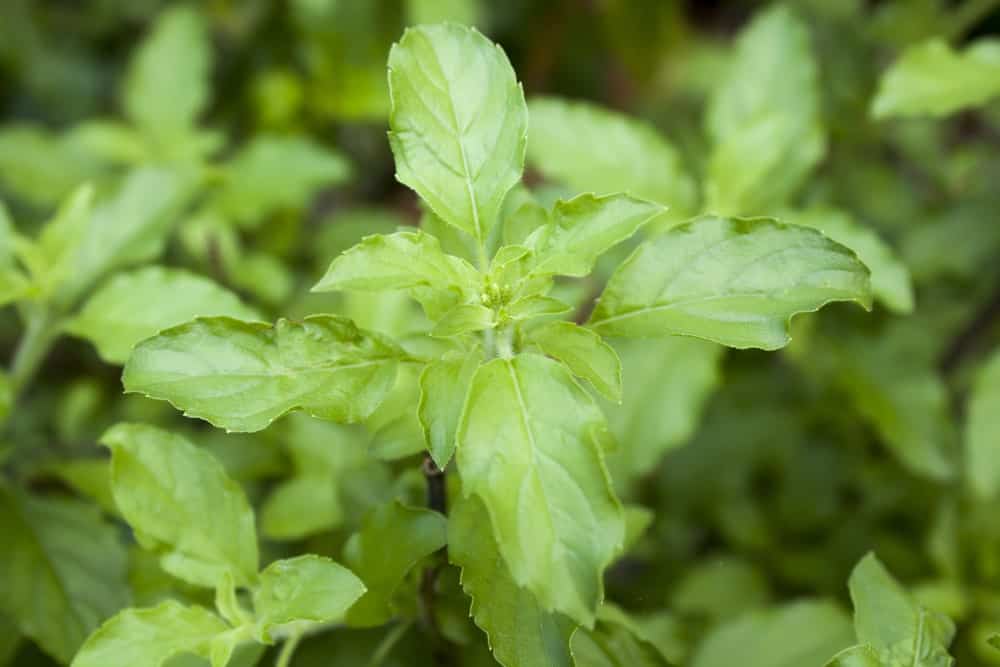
[
  {"x1": 419, "y1": 350, "x2": 480, "y2": 468},
  {"x1": 530, "y1": 321, "x2": 622, "y2": 402}
]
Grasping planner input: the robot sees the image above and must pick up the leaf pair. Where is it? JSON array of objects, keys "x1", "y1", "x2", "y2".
[{"x1": 72, "y1": 423, "x2": 368, "y2": 667}]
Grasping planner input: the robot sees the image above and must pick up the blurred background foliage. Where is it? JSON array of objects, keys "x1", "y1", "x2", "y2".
[{"x1": 1, "y1": 0, "x2": 1000, "y2": 665}]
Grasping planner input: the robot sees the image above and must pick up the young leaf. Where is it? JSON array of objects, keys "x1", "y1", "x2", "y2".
[
  {"x1": 846, "y1": 553, "x2": 955, "y2": 666},
  {"x1": 101, "y1": 422, "x2": 258, "y2": 588},
  {"x1": 602, "y1": 337, "x2": 722, "y2": 482},
  {"x1": 705, "y1": 6, "x2": 824, "y2": 215},
  {"x1": 872, "y1": 38, "x2": 1000, "y2": 118},
  {"x1": 214, "y1": 134, "x2": 352, "y2": 226},
  {"x1": 791, "y1": 207, "x2": 914, "y2": 314},
  {"x1": 690, "y1": 600, "x2": 854, "y2": 667},
  {"x1": 528, "y1": 193, "x2": 666, "y2": 278},
  {"x1": 825, "y1": 645, "x2": 882, "y2": 667},
  {"x1": 526, "y1": 97, "x2": 697, "y2": 218},
  {"x1": 456, "y1": 353, "x2": 624, "y2": 626},
  {"x1": 530, "y1": 321, "x2": 622, "y2": 402},
  {"x1": 55, "y1": 168, "x2": 197, "y2": 308},
  {"x1": 260, "y1": 476, "x2": 339, "y2": 542},
  {"x1": 71, "y1": 601, "x2": 227, "y2": 667},
  {"x1": 66, "y1": 266, "x2": 259, "y2": 364},
  {"x1": 588, "y1": 216, "x2": 872, "y2": 350},
  {"x1": 0, "y1": 489, "x2": 129, "y2": 664},
  {"x1": 419, "y1": 350, "x2": 480, "y2": 468},
  {"x1": 387, "y1": 24, "x2": 527, "y2": 242},
  {"x1": 124, "y1": 6, "x2": 211, "y2": 142},
  {"x1": 343, "y1": 502, "x2": 447, "y2": 627},
  {"x1": 253, "y1": 555, "x2": 366, "y2": 638},
  {"x1": 450, "y1": 495, "x2": 575, "y2": 667},
  {"x1": 122, "y1": 315, "x2": 402, "y2": 433},
  {"x1": 431, "y1": 303, "x2": 496, "y2": 337},
  {"x1": 967, "y1": 349, "x2": 1000, "y2": 499}
]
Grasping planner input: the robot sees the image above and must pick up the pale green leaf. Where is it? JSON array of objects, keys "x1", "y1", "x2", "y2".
[
  {"x1": 571, "y1": 604, "x2": 674, "y2": 667},
  {"x1": 66, "y1": 267, "x2": 259, "y2": 364},
  {"x1": 431, "y1": 303, "x2": 495, "y2": 337},
  {"x1": 824, "y1": 645, "x2": 882, "y2": 667},
  {"x1": 530, "y1": 321, "x2": 622, "y2": 402},
  {"x1": 847, "y1": 553, "x2": 955, "y2": 666},
  {"x1": 419, "y1": 350, "x2": 480, "y2": 468},
  {"x1": 71, "y1": 601, "x2": 227, "y2": 667},
  {"x1": 528, "y1": 193, "x2": 665, "y2": 278},
  {"x1": 456, "y1": 353, "x2": 624, "y2": 626},
  {"x1": 56, "y1": 168, "x2": 196, "y2": 308},
  {"x1": 690, "y1": 600, "x2": 854, "y2": 667},
  {"x1": 254, "y1": 555, "x2": 366, "y2": 637},
  {"x1": 0, "y1": 489, "x2": 129, "y2": 663},
  {"x1": 123, "y1": 315, "x2": 402, "y2": 433},
  {"x1": 260, "y1": 476, "x2": 339, "y2": 542},
  {"x1": 388, "y1": 24, "x2": 527, "y2": 241},
  {"x1": 791, "y1": 207, "x2": 913, "y2": 314},
  {"x1": 671, "y1": 557, "x2": 770, "y2": 622},
  {"x1": 343, "y1": 502, "x2": 447, "y2": 627},
  {"x1": 873, "y1": 38, "x2": 1000, "y2": 118},
  {"x1": 214, "y1": 135, "x2": 351, "y2": 226},
  {"x1": 41, "y1": 459, "x2": 117, "y2": 516},
  {"x1": 526, "y1": 97, "x2": 696, "y2": 217},
  {"x1": 101, "y1": 423, "x2": 258, "y2": 588},
  {"x1": 602, "y1": 337, "x2": 722, "y2": 482},
  {"x1": 705, "y1": 6, "x2": 824, "y2": 215},
  {"x1": 0, "y1": 125, "x2": 102, "y2": 208},
  {"x1": 588, "y1": 216, "x2": 872, "y2": 349},
  {"x1": 450, "y1": 495, "x2": 574, "y2": 667},
  {"x1": 622, "y1": 505, "x2": 654, "y2": 554},
  {"x1": 124, "y1": 6, "x2": 211, "y2": 141},
  {"x1": 966, "y1": 349, "x2": 1000, "y2": 499},
  {"x1": 503, "y1": 295, "x2": 571, "y2": 321}
]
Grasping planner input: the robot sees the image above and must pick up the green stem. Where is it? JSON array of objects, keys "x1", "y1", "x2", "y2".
[
  {"x1": 945, "y1": 0, "x2": 1000, "y2": 40},
  {"x1": 276, "y1": 631, "x2": 303, "y2": 667},
  {"x1": 9, "y1": 308, "x2": 58, "y2": 399}
]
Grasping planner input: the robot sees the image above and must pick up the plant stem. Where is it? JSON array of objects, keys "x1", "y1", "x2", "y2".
[
  {"x1": 422, "y1": 455, "x2": 447, "y2": 515},
  {"x1": 9, "y1": 308, "x2": 58, "y2": 400},
  {"x1": 276, "y1": 631, "x2": 303, "y2": 667},
  {"x1": 945, "y1": 0, "x2": 1000, "y2": 41},
  {"x1": 419, "y1": 455, "x2": 454, "y2": 666}
]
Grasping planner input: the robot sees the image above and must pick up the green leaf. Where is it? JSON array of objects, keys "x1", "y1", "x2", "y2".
[
  {"x1": 419, "y1": 350, "x2": 480, "y2": 468},
  {"x1": 527, "y1": 193, "x2": 665, "y2": 278},
  {"x1": 56, "y1": 168, "x2": 196, "y2": 308},
  {"x1": 214, "y1": 135, "x2": 351, "y2": 226},
  {"x1": 0, "y1": 489, "x2": 130, "y2": 663},
  {"x1": 431, "y1": 303, "x2": 495, "y2": 337},
  {"x1": 387, "y1": 24, "x2": 527, "y2": 241},
  {"x1": 690, "y1": 600, "x2": 854, "y2": 667},
  {"x1": 260, "y1": 477, "x2": 339, "y2": 542},
  {"x1": 825, "y1": 645, "x2": 882, "y2": 667},
  {"x1": 671, "y1": 557, "x2": 770, "y2": 623},
  {"x1": 66, "y1": 267, "x2": 259, "y2": 364},
  {"x1": 343, "y1": 502, "x2": 447, "y2": 627},
  {"x1": 449, "y1": 495, "x2": 574, "y2": 667},
  {"x1": 254, "y1": 555, "x2": 366, "y2": 638},
  {"x1": 530, "y1": 321, "x2": 622, "y2": 402},
  {"x1": 571, "y1": 604, "x2": 674, "y2": 667},
  {"x1": 966, "y1": 349, "x2": 1000, "y2": 499},
  {"x1": 602, "y1": 337, "x2": 722, "y2": 482},
  {"x1": 847, "y1": 553, "x2": 955, "y2": 666},
  {"x1": 101, "y1": 422, "x2": 258, "y2": 588},
  {"x1": 71, "y1": 601, "x2": 227, "y2": 667},
  {"x1": 705, "y1": 6, "x2": 824, "y2": 215},
  {"x1": 503, "y1": 295, "x2": 571, "y2": 321},
  {"x1": 588, "y1": 216, "x2": 872, "y2": 350},
  {"x1": 313, "y1": 231, "x2": 479, "y2": 320},
  {"x1": 526, "y1": 97, "x2": 696, "y2": 218},
  {"x1": 124, "y1": 6, "x2": 211, "y2": 142},
  {"x1": 872, "y1": 38, "x2": 1000, "y2": 118},
  {"x1": 456, "y1": 353, "x2": 624, "y2": 626},
  {"x1": 123, "y1": 315, "x2": 402, "y2": 433},
  {"x1": 791, "y1": 207, "x2": 914, "y2": 314}
]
